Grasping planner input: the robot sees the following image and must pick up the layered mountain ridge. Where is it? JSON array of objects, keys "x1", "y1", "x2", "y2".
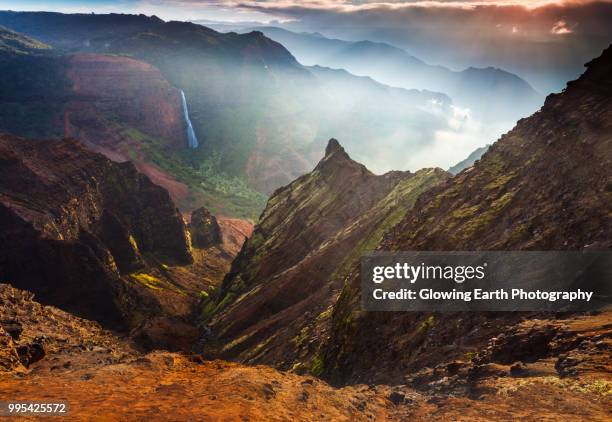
[
  {"x1": 198, "y1": 45, "x2": 611, "y2": 397},
  {"x1": 201, "y1": 138, "x2": 449, "y2": 369},
  {"x1": 0, "y1": 12, "x2": 608, "y2": 419}
]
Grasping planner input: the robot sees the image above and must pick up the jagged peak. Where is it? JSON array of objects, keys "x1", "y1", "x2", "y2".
[
  {"x1": 325, "y1": 138, "x2": 345, "y2": 157},
  {"x1": 318, "y1": 138, "x2": 356, "y2": 170},
  {"x1": 313, "y1": 138, "x2": 374, "y2": 180}
]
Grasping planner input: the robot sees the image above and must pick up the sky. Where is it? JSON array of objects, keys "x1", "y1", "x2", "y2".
[
  {"x1": 2, "y1": 1, "x2": 610, "y2": 23},
  {"x1": 0, "y1": 0, "x2": 271, "y2": 21},
  {"x1": 2, "y1": 0, "x2": 611, "y2": 91}
]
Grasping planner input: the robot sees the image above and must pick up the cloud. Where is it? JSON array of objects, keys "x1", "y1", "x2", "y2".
[
  {"x1": 222, "y1": 0, "x2": 611, "y2": 43},
  {"x1": 551, "y1": 19, "x2": 573, "y2": 34},
  {"x1": 149, "y1": 1, "x2": 608, "y2": 11},
  {"x1": 228, "y1": 0, "x2": 610, "y2": 13}
]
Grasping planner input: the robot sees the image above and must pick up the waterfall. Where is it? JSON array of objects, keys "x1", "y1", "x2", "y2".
[{"x1": 180, "y1": 90, "x2": 199, "y2": 149}]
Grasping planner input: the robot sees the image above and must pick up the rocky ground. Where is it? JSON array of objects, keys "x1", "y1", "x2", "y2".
[
  {"x1": 4, "y1": 347, "x2": 609, "y2": 421},
  {"x1": 1, "y1": 284, "x2": 609, "y2": 421}
]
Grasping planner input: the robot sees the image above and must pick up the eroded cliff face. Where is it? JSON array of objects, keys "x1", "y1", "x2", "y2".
[
  {"x1": 0, "y1": 47, "x2": 193, "y2": 208},
  {"x1": 65, "y1": 54, "x2": 186, "y2": 151},
  {"x1": 0, "y1": 274, "x2": 609, "y2": 419},
  {"x1": 63, "y1": 53, "x2": 194, "y2": 205},
  {"x1": 321, "y1": 46, "x2": 612, "y2": 386},
  {"x1": 0, "y1": 134, "x2": 192, "y2": 328},
  {"x1": 201, "y1": 139, "x2": 448, "y2": 370}
]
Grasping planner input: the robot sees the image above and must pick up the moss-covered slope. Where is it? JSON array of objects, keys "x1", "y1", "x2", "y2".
[{"x1": 200, "y1": 139, "x2": 448, "y2": 369}]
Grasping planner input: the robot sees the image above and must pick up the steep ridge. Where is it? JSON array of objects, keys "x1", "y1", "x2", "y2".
[
  {"x1": 0, "y1": 11, "x2": 164, "y2": 50},
  {"x1": 0, "y1": 134, "x2": 193, "y2": 331},
  {"x1": 201, "y1": 139, "x2": 448, "y2": 370},
  {"x1": 0, "y1": 25, "x2": 51, "y2": 56},
  {"x1": 321, "y1": 46, "x2": 612, "y2": 386}
]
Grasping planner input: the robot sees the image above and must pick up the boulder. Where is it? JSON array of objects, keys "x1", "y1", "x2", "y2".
[{"x1": 190, "y1": 207, "x2": 222, "y2": 248}]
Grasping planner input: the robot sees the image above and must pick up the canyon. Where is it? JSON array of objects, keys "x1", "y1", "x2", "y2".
[
  {"x1": 0, "y1": 11, "x2": 609, "y2": 422},
  {"x1": 0, "y1": 11, "x2": 495, "y2": 216}
]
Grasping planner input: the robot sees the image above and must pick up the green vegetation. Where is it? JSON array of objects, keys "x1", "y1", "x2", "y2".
[
  {"x1": 460, "y1": 190, "x2": 516, "y2": 238},
  {"x1": 123, "y1": 126, "x2": 267, "y2": 220},
  {"x1": 331, "y1": 169, "x2": 448, "y2": 287},
  {"x1": 452, "y1": 205, "x2": 480, "y2": 219},
  {"x1": 130, "y1": 272, "x2": 163, "y2": 290},
  {"x1": 221, "y1": 332, "x2": 252, "y2": 353},
  {"x1": 0, "y1": 26, "x2": 51, "y2": 55},
  {"x1": 497, "y1": 377, "x2": 612, "y2": 397},
  {"x1": 200, "y1": 290, "x2": 237, "y2": 322},
  {"x1": 309, "y1": 353, "x2": 325, "y2": 377},
  {"x1": 418, "y1": 315, "x2": 435, "y2": 333},
  {"x1": 464, "y1": 351, "x2": 479, "y2": 361},
  {"x1": 316, "y1": 307, "x2": 333, "y2": 322},
  {"x1": 293, "y1": 326, "x2": 311, "y2": 348},
  {"x1": 248, "y1": 232, "x2": 265, "y2": 250}
]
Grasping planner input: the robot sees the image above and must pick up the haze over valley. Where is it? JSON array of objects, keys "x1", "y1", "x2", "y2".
[{"x1": 0, "y1": 8, "x2": 559, "y2": 220}]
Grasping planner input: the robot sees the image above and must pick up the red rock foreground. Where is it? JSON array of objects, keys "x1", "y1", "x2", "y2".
[
  {"x1": 2, "y1": 349, "x2": 610, "y2": 422},
  {"x1": 0, "y1": 280, "x2": 609, "y2": 421},
  {"x1": 1, "y1": 284, "x2": 610, "y2": 421}
]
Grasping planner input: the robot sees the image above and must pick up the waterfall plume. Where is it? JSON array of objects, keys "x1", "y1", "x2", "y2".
[{"x1": 180, "y1": 90, "x2": 199, "y2": 149}]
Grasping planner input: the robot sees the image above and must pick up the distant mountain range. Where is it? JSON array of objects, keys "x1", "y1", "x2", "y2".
[
  {"x1": 0, "y1": 11, "x2": 470, "y2": 218},
  {"x1": 225, "y1": 26, "x2": 543, "y2": 124},
  {"x1": 448, "y1": 144, "x2": 490, "y2": 175}
]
